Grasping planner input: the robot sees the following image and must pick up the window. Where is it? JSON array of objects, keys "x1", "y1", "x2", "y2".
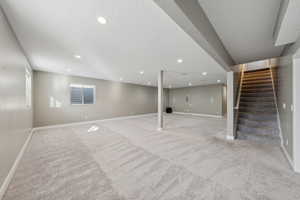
[
  {"x1": 25, "y1": 68, "x2": 32, "y2": 108},
  {"x1": 70, "y1": 84, "x2": 95, "y2": 105}
]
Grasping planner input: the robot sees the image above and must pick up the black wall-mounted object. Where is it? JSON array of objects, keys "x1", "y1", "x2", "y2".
[{"x1": 166, "y1": 107, "x2": 173, "y2": 113}]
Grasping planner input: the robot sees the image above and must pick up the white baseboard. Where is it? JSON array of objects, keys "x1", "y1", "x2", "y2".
[
  {"x1": 226, "y1": 135, "x2": 235, "y2": 140},
  {"x1": 33, "y1": 113, "x2": 157, "y2": 131},
  {"x1": 0, "y1": 129, "x2": 34, "y2": 200},
  {"x1": 281, "y1": 144, "x2": 294, "y2": 171},
  {"x1": 173, "y1": 112, "x2": 223, "y2": 118}
]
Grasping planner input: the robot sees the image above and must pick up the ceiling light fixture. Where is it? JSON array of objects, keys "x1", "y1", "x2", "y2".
[
  {"x1": 188, "y1": 82, "x2": 192, "y2": 86},
  {"x1": 177, "y1": 59, "x2": 183, "y2": 63},
  {"x1": 97, "y1": 16, "x2": 107, "y2": 24},
  {"x1": 140, "y1": 71, "x2": 144, "y2": 75},
  {"x1": 217, "y1": 80, "x2": 221, "y2": 83},
  {"x1": 74, "y1": 55, "x2": 81, "y2": 59},
  {"x1": 202, "y1": 72, "x2": 207, "y2": 76}
]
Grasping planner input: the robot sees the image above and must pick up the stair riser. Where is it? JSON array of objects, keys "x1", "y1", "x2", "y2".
[
  {"x1": 241, "y1": 93, "x2": 274, "y2": 97},
  {"x1": 240, "y1": 98, "x2": 274, "y2": 103},
  {"x1": 239, "y1": 113, "x2": 277, "y2": 120},
  {"x1": 238, "y1": 125, "x2": 279, "y2": 136},
  {"x1": 237, "y1": 132, "x2": 280, "y2": 145},
  {"x1": 242, "y1": 85, "x2": 272, "y2": 89},
  {"x1": 243, "y1": 77, "x2": 271, "y2": 81},
  {"x1": 239, "y1": 108, "x2": 276, "y2": 113},
  {"x1": 243, "y1": 81, "x2": 272, "y2": 86},
  {"x1": 238, "y1": 119, "x2": 277, "y2": 127},
  {"x1": 242, "y1": 88, "x2": 274, "y2": 92}
]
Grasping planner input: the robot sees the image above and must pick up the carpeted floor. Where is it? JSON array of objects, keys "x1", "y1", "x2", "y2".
[{"x1": 4, "y1": 114, "x2": 300, "y2": 200}]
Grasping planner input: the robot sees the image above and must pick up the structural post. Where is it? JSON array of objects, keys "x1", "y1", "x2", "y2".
[
  {"x1": 158, "y1": 70, "x2": 164, "y2": 131},
  {"x1": 226, "y1": 71, "x2": 235, "y2": 140},
  {"x1": 293, "y1": 58, "x2": 300, "y2": 172}
]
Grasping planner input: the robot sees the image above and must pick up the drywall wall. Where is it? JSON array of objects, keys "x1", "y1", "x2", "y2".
[
  {"x1": 274, "y1": 56, "x2": 294, "y2": 160},
  {"x1": 0, "y1": 8, "x2": 33, "y2": 189},
  {"x1": 293, "y1": 58, "x2": 300, "y2": 172},
  {"x1": 33, "y1": 71, "x2": 165, "y2": 127},
  {"x1": 168, "y1": 84, "x2": 224, "y2": 116}
]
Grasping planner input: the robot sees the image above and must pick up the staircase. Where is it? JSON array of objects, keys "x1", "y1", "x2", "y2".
[{"x1": 237, "y1": 68, "x2": 280, "y2": 145}]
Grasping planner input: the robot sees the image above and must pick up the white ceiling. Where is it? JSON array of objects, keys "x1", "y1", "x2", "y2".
[
  {"x1": 1, "y1": 0, "x2": 226, "y2": 88},
  {"x1": 198, "y1": 0, "x2": 285, "y2": 64},
  {"x1": 274, "y1": 0, "x2": 300, "y2": 46}
]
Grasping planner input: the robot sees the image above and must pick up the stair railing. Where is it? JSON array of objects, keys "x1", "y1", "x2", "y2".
[
  {"x1": 233, "y1": 64, "x2": 246, "y2": 135},
  {"x1": 235, "y1": 64, "x2": 246, "y2": 110}
]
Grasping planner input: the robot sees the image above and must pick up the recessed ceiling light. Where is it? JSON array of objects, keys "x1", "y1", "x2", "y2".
[
  {"x1": 140, "y1": 71, "x2": 144, "y2": 75},
  {"x1": 97, "y1": 16, "x2": 107, "y2": 24},
  {"x1": 202, "y1": 72, "x2": 207, "y2": 76},
  {"x1": 217, "y1": 80, "x2": 221, "y2": 83},
  {"x1": 188, "y1": 82, "x2": 192, "y2": 86},
  {"x1": 120, "y1": 77, "x2": 123, "y2": 81},
  {"x1": 177, "y1": 59, "x2": 183, "y2": 63},
  {"x1": 74, "y1": 55, "x2": 81, "y2": 59}
]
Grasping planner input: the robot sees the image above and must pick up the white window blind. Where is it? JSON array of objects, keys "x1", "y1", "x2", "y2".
[{"x1": 70, "y1": 84, "x2": 95, "y2": 105}]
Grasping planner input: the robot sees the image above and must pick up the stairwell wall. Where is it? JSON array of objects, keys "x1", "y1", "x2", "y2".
[
  {"x1": 274, "y1": 56, "x2": 294, "y2": 162},
  {"x1": 0, "y1": 7, "x2": 33, "y2": 192}
]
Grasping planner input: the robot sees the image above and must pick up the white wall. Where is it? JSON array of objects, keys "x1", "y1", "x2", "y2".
[
  {"x1": 33, "y1": 71, "x2": 160, "y2": 127},
  {"x1": 293, "y1": 58, "x2": 300, "y2": 172},
  {"x1": 0, "y1": 8, "x2": 33, "y2": 190},
  {"x1": 274, "y1": 56, "x2": 294, "y2": 160},
  {"x1": 168, "y1": 84, "x2": 225, "y2": 116}
]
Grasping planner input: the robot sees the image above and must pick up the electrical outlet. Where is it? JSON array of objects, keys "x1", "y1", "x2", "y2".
[{"x1": 283, "y1": 103, "x2": 286, "y2": 109}]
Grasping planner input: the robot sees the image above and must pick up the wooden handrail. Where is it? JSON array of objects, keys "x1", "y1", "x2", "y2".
[{"x1": 235, "y1": 64, "x2": 246, "y2": 110}]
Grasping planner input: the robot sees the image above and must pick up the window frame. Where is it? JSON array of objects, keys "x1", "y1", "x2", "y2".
[
  {"x1": 70, "y1": 84, "x2": 96, "y2": 105},
  {"x1": 25, "y1": 67, "x2": 32, "y2": 108}
]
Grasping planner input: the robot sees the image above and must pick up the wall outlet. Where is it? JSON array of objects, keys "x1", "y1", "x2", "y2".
[{"x1": 283, "y1": 103, "x2": 286, "y2": 109}]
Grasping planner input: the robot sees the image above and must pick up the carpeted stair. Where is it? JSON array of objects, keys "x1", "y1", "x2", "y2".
[{"x1": 237, "y1": 68, "x2": 280, "y2": 145}]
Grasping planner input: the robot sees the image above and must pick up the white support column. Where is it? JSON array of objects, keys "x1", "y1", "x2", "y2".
[
  {"x1": 226, "y1": 71, "x2": 235, "y2": 140},
  {"x1": 293, "y1": 58, "x2": 300, "y2": 172},
  {"x1": 158, "y1": 70, "x2": 164, "y2": 131}
]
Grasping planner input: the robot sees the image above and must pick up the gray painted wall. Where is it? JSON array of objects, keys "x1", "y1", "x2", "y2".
[
  {"x1": 0, "y1": 8, "x2": 33, "y2": 187},
  {"x1": 274, "y1": 56, "x2": 293, "y2": 159},
  {"x1": 33, "y1": 71, "x2": 161, "y2": 127},
  {"x1": 293, "y1": 58, "x2": 300, "y2": 172},
  {"x1": 168, "y1": 84, "x2": 225, "y2": 116}
]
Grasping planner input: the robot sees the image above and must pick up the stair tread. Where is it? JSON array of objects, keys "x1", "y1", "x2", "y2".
[{"x1": 243, "y1": 77, "x2": 271, "y2": 81}]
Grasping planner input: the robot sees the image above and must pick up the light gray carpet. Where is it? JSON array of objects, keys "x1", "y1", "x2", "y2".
[{"x1": 4, "y1": 114, "x2": 300, "y2": 200}]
